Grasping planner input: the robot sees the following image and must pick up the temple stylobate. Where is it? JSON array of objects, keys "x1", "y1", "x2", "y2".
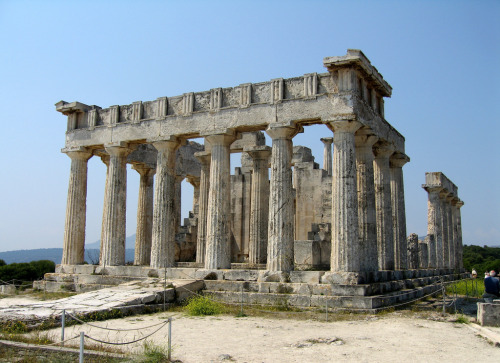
[{"x1": 56, "y1": 49, "x2": 462, "y2": 286}]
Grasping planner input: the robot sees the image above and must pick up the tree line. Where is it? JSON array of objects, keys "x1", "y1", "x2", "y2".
[
  {"x1": 463, "y1": 245, "x2": 500, "y2": 274},
  {"x1": 0, "y1": 259, "x2": 55, "y2": 283}
]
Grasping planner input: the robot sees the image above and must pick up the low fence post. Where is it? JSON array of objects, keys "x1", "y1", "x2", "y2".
[
  {"x1": 79, "y1": 332, "x2": 84, "y2": 363},
  {"x1": 168, "y1": 318, "x2": 172, "y2": 361},
  {"x1": 61, "y1": 309, "x2": 65, "y2": 345}
]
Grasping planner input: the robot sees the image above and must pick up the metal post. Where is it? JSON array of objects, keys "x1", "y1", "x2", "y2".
[
  {"x1": 168, "y1": 318, "x2": 172, "y2": 361},
  {"x1": 163, "y1": 268, "x2": 167, "y2": 312},
  {"x1": 61, "y1": 309, "x2": 65, "y2": 345},
  {"x1": 240, "y1": 284, "x2": 243, "y2": 316},
  {"x1": 442, "y1": 281, "x2": 446, "y2": 316},
  {"x1": 79, "y1": 332, "x2": 84, "y2": 363},
  {"x1": 465, "y1": 279, "x2": 468, "y2": 299},
  {"x1": 325, "y1": 299, "x2": 328, "y2": 322}
]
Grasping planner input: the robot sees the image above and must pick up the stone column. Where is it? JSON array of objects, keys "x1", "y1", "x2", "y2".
[
  {"x1": 418, "y1": 240, "x2": 429, "y2": 269},
  {"x1": 354, "y1": 129, "x2": 378, "y2": 272},
  {"x1": 390, "y1": 153, "x2": 409, "y2": 270},
  {"x1": 329, "y1": 120, "x2": 362, "y2": 272},
  {"x1": 61, "y1": 148, "x2": 92, "y2": 265},
  {"x1": 132, "y1": 164, "x2": 155, "y2": 266},
  {"x1": 174, "y1": 175, "x2": 184, "y2": 234},
  {"x1": 187, "y1": 177, "x2": 200, "y2": 216},
  {"x1": 447, "y1": 195, "x2": 456, "y2": 270},
  {"x1": 439, "y1": 190, "x2": 450, "y2": 269},
  {"x1": 247, "y1": 146, "x2": 271, "y2": 264},
  {"x1": 266, "y1": 125, "x2": 297, "y2": 272},
  {"x1": 426, "y1": 234, "x2": 436, "y2": 269},
  {"x1": 195, "y1": 152, "x2": 210, "y2": 265},
  {"x1": 100, "y1": 144, "x2": 133, "y2": 266},
  {"x1": 456, "y1": 200, "x2": 464, "y2": 269},
  {"x1": 150, "y1": 138, "x2": 181, "y2": 268},
  {"x1": 320, "y1": 137, "x2": 333, "y2": 176},
  {"x1": 423, "y1": 186, "x2": 442, "y2": 269},
  {"x1": 373, "y1": 142, "x2": 395, "y2": 271},
  {"x1": 204, "y1": 132, "x2": 236, "y2": 269},
  {"x1": 99, "y1": 155, "x2": 110, "y2": 264},
  {"x1": 407, "y1": 233, "x2": 419, "y2": 270}
]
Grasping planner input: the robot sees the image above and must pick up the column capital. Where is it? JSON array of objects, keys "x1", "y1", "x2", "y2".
[
  {"x1": 151, "y1": 137, "x2": 182, "y2": 152},
  {"x1": 104, "y1": 142, "x2": 134, "y2": 157},
  {"x1": 195, "y1": 151, "x2": 211, "y2": 165},
  {"x1": 354, "y1": 128, "x2": 378, "y2": 148},
  {"x1": 204, "y1": 132, "x2": 237, "y2": 147},
  {"x1": 373, "y1": 141, "x2": 395, "y2": 158},
  {"x1": 245, "y1": 145, "x2": 272, "y2": 160},
  {"x1": 328, "y1": 120, "x2": 362, "y2": 134},
  {"x1": 446, "y1": 194, "x2": 455, "y2": 203},
  {"x1": 62, "y1": 147, "x2": 92, "y2": 161},
  {"x1": 320, "y1": 137, "x2": 333, "y2": 145},
  {"x1": 186, "y1": 175, "x2": 200, "y2": 188},
  {"x1": 456, "y1": 200, "x2": 465, "y2": 208},
  {"x1": 390, "y1": 152, "x2": 410, "y2": 168},
  {"x1": 422, "y1": 185, "x2": 443, "y2": 194},
  {"x1": 132, "y1": 163, "x2": 156, "y2": 177},
  {"x1": 439, "y1": 189, "x2": 451, "y2": 200},
  {"x1": 265, "y1": 124, "x2": 300, "y2": 140}
]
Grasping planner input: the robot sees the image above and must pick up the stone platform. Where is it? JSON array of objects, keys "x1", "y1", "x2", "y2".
[{"x1": 30, "y1": 265, "x2": 467, "y2": 313}]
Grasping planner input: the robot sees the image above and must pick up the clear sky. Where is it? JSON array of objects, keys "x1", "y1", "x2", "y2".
[{"x1": 0, "y1": 0, "x2": 498, "y2": 252}]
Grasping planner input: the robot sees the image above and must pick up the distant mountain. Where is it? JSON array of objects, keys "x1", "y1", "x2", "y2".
[
  {"x1": 86, "y1": 234, "x2": 136, "y2": 250},
  {"x1": 0, "y1": 248, "x2": 135, "y2": 265}
]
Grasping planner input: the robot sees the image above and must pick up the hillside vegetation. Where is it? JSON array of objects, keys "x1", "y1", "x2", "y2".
[
  {"x1": 463, "y1": 244, "x2": 500, "y2": 273},
  {"x1": 0, "y1": 260, "x2": 55, "y2": 283}
]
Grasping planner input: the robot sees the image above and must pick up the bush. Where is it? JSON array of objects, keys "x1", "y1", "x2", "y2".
[
  {"x1": 184, "y1": 295, "x2": 223, "y2": 316},
  {"x1": 0, "y1": 260, "x2": 55, "y2": 282}
]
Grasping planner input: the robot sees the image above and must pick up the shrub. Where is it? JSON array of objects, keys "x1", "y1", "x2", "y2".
[
  {"x1": 138, "y1": 340, "x2": 170, "y2": 363},
  {"x1": 184, "y1": 295, "x2": 223, "y2": 316}
]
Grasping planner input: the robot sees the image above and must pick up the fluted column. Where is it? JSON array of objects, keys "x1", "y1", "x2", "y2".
[
  {"x1": 266, "y1": 125, "x2": 297, "y2": 272},
  {"x1": 61, "y1": 148, "x2": 92, "y2": 265},
  {"x1": 373, "y1": 142, "x2": 395, "y2": 271},
  {"x1": 100, "y1": 144, "x2": 133, "y2": 266},
  {"x1": 390, "y1": 153, "x2": 409, "y2": 270},
  {"x1": 195, "y1": 152, "x2": 210, "y2": 264},
  {"x1": 204, "y1": 132, "x2": 236, "y2": 269},
  {"x1": 423, "y1": 186, "x2": 442, "y2": 268},
  {"x1": 150, "y1": 138, "x2": 181, "y2": 268},
  {"x1": 320, "y1": 137, "x2": 333, "y2": 176},
  {"x1": 132, "y1": 164, "x2": 155, "y2": 266},
  {"x1": 99, "y1": 155, "x2": 110, "y2": 265},
  {"x1": 174, "y1": 175, "x2": 183, "y2": 234},
  {"x1": 439, "y1": 190, "x2": 450, "y2": 269},
  {"x1": 329, "y1": 120, "x2": 362, "y2": 272},
  {"x1": 188, "y1": 177, "x2": 200, "y2": 216},
  {"x1": 354, "y1": 129, "x2": 378, "y2": 272},
  {"x1": 247, "y1": 146, "x2": 271, "y2": 264},
  {"x1": 446, "y1": 195, "x2": 456, "y2": 270},
  {"x1": 456, "y1": 200, "x2": 464, "y2": 269}
]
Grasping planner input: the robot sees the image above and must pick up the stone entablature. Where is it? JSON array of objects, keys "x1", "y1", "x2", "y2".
[{"x1": 56, "y1": 50, "x2": 405, "y2": 154}]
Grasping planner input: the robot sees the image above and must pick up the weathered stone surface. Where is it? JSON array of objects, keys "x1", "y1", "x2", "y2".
[
  {"x1": 407, "y1": 233, "x2": 419, "y2": 270},
  {"x1": 390, "y1": 153, "x2": 409, "y2": 270},
  {"x1": 478, "y1": 302, "x2": 500, "y2": 327},
  {"x1": 321, "y1": 271, "x2": 365, "y2": 285},
  {"x1": 294, "y1": 240, "x2": 321, "y2": 268}
]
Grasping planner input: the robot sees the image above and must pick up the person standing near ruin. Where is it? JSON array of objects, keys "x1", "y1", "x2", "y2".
[{"x1": 484, "y1": 270, "x2": 500, "y2": 299}]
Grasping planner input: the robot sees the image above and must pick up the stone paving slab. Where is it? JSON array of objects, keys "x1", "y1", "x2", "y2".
[{"x1": 0, "y1": 279, "x2": 201, "y2": 322}]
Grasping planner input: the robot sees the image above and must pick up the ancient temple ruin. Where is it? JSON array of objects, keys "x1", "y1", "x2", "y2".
[{"x1": 50, "y1": 50, "x2": 465, "y2": 309}]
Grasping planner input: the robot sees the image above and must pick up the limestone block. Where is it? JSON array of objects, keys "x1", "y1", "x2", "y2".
[
  {"x1": 195, "y1": 269, "x2": 224, "y2": 280},
  {"x1": 321, "y1": 271, "x2": 366, "y2": 285},
  {"x1": 294, "y1": 240, "x2": 321, "y2": 268},
  {"x1": 289, "y1": 271, "x2": 325, "y2": 284},
  {"x1": 477, "y1": 302, "x2": 500, "y2": 327},
  {"x1": 223, "y1": 270, "x2": 259, "y2": 281},
  {"x1": 0, "y1": 285, "x2": 16, "y2": 295},
  {"x1": 74, "y1": 265, "x2": 97, "y2": 275},
  {"x1": 258, "y1": 271, "x2": 290, "y2": 283}
]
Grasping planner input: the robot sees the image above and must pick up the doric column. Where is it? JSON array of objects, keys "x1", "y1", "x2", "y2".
[
  {"x1": 187, "y1": 176, "x2": 200, "y2": 216},
  {"x1": 426, "y1": 234, "x2": 436, "y2": 269},
  {"x1": 150, "y1": 138, "x2": 181, "y2": 268},
  {"x1": 100, "y1": 144, "x2": 133, "y2": 266},
  {"x1": 247, "y1": 146, "x2": 271, "y2": 264},
  {"x1": 439, "y1": 190, "x2": 450, "y2": 269},
  {"x1": 132, "y1": 164, "x2": 155, "y2": 266},
  {"x1": 194, "y1": 152, "x2": 210, "y2": 264},
  {"x1": 390, "y1": 153, "x2": 409, "y2": 270},
  {"x1": 320, "y1": 137, "x2": 333, "y2": 176},
  {"x1": 447, "y1": 195, "x2": 456, "y2": 270},
  {"x1": 418, "y1": 240, "x2": 429, "y2": 269},
  {"x1": 99, "y1": 155, "x2": 110, "y2": 264},
  {"x1": 204, "y1": 132, "x2": 236, "y2": 269},
  {"x1": 455, "y1": 200, "x2": 464, "y2": 269},
  {"x1": 174, "y1": 175, "x2": 183, "y2": 234},
  {"x1": 407, "y1": 233, "x2": 419, "y2": 270},
  {"x1": 61, "y1": 148, "x2": 92, "y2": 265},
  {"x1": 423, "y1": 186, "x2": 442, "y2": 269},
  {"x1": 329, "y1": 120, "x2": 362, "y2": 272},
  {"x1": 373, "y1": 141, "x2": 395, "y2": 271},
  {"x1": 354, "y1": 129, "x2": 378, "y2": 272},
  {"x1": 266, "y1": 125, "x2": 298, "y2": 272}
]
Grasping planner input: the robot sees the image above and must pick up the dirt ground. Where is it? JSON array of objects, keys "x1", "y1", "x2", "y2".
[{"x1": 2, "y1": 295, "x2": 500, "y2": 363}]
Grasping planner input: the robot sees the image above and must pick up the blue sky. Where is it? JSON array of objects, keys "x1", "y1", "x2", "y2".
[{"x1": 0, "y1": 0, "x2": 498, "y2": 252}]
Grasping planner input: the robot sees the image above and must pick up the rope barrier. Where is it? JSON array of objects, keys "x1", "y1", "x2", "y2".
[
  {"x1": 82, "y1": 320, "x2": 170, "y2": 346},
  {"x1": 65, "y1": 311, "x2": 169, "y2": 332}
]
